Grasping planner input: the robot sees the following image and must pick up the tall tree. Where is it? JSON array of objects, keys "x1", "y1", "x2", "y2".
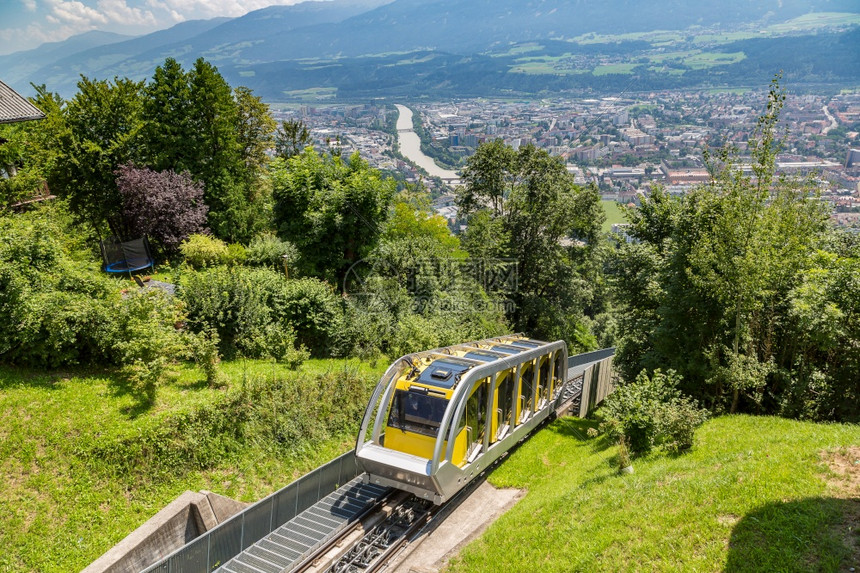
[
  {"x1": 140, "y1": 58, "x2": 192, "y2": 172},
  {"x1": 610, "y1": 77, "x2": 830, "y2": 414},
  {"x1": 48, "y1": 76, "x2": 144, "y2": 236},
  {"x1": 234, "y1": 86, "x2": 276, "y2": 182},
  {"x1": 457, "y1": 140, "x2": 604, "y2": 349},
  {"x1": 271, "y1": 148, "x2": 395, "y2": 284},
  {"x1": 275, "y1": 118, "x2": 313, "y2": 159}
]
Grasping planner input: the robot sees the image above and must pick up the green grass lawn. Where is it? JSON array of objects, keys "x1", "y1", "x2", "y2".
[
  {"x1": 0, "y1": 358, "x2": 386, "y2": 572},
  {"x1": 601, "y1": 199, "x2": 627, "y2": 233},
  {"x1": 448, "y1": 415, "x2": 860, "y2": 572}
]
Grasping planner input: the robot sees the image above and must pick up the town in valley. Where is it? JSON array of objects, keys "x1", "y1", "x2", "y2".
[{"x1": 277, "y1": 90, "x2": 860, "y2": 231}]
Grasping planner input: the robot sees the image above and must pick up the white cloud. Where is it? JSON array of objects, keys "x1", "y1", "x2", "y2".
[
  {"x1": 97, "y1": 0, "x2": 158, "y2": 27},
  {"x1": 153, "y1": 0, "x2": 307, "y2": 20},
  {"x1": 1, "y1": 0, "x2": 319, "y2": 55},
  {"x1": 44, "y1": 0, "x2": 108, "y2": 26}
]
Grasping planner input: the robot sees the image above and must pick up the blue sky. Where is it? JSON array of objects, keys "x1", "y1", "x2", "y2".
[{"x1": 0, "y1": 0, "x2": 307, "y2": 55}]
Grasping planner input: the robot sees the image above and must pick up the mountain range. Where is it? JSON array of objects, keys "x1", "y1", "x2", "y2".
[{"x1": 3, "y1": 0, "x2": 858, "y2": 101}]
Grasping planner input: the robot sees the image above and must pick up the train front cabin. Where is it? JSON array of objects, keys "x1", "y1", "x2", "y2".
[{"x1": 355, "y1": 335, "x2": 568, "y2": 504}]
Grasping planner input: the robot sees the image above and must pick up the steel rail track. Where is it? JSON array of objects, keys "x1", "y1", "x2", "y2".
[{"x1": 294, "y1": 373, "x2": 587, "y2": 573}]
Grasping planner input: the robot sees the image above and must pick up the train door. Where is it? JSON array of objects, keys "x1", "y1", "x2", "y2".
[
  {"x1": 517, "y1": 362, "x2": 535, "y2": 424},
  {"x1": 537, "y1": 356, "x2": 550, "y2": 410},
  {"x1": 494, "y1": 371, "x2": 514, "y2": 441}
]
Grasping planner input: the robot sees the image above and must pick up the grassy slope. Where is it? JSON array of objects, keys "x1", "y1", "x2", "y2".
[
  {"x1": 449, "y1": 415, "x2": 860, "y2": 572},
  {"x1": 0, "y1": 358, "x2": 386, "y2": 573}
]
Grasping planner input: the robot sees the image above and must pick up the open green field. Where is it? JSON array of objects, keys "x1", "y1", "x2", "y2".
[
  {"x1": 281, "y1": 86, "x2": 337, "y2": 101},
  {"x1": 766, "y1": 12, "x2": 860, "y2": 33},
  {"x1": 449, "y1": 415, "x2": 860, "y2": 572},
  {"x1": 592, "y1": 63, "x2": 638, "y2": 76},
  {"x1": 0, "y1": 358, "x2": 386, "y2": 572},
  {"x1": 601, "y1": 199, "x2": 627, "y2": 232},
  {"x1": 510, "y1": 61, "x2": 588, "y2": 75}
]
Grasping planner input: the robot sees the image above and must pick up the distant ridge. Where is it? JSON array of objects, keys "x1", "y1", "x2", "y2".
[{"x1": 5, "y1": 0, "x2": 858, "y2": 100}]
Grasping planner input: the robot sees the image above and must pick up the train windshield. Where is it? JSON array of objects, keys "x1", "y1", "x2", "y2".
[{"x1": 387, "y1": 389, "x2": 448, "y2": 437}]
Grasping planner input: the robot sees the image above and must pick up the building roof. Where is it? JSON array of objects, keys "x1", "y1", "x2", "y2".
[{"x1": 0, "y1": 81, "x2": 45, "y2": 124}]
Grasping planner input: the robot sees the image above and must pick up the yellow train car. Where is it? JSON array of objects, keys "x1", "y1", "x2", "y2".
[{"x1": 355, "y1": 335, "x2": 568, "y2": 504}]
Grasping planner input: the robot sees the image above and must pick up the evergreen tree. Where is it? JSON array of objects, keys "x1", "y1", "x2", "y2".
[{"x1": 141, "y1": 58, "x2": 192, "y2": 172}]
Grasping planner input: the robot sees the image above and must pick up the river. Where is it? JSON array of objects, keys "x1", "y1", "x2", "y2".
[{"x1": 394, "y1": 104, "x2": 460, "y2": 181}]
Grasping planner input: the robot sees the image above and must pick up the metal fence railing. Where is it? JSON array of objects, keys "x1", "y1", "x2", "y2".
[
  {"x1": 141, "y1": 347, "x2": 616, "y2": 573},
  {"x1": 141, "y1": 451, "x2": 361, "y2": 573},
  {"x1": 578, "y1": 354, "x2": 615, "y2": 418},
  {"x1": 567, "y1": 347, "x2": 616, "y2": 370}
]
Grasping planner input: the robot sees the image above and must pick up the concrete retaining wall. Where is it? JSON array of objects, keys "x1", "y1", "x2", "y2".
[{"x1": 82, "y1": 491, "x2": 247, "y2": 573}]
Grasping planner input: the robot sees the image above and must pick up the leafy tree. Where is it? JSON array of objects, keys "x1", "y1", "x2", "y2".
[
  {"x1": 115, "y1": 163, "x2": 208, "y2": 254},
  {"x1": 609, "y1": 78, "x2": 832, "y2": 415},
  {"x1": 271, "y1": 149, "x2": 396, "y2": 284},
  {"x1": 0, "y1": 114, "x2": 51, "y2": 209},
  {"x1": 275, "y1": 118, "x2": 313, "y2": 159},
  {"x1": 139, "y1": 58, "x2": 273, "y2": 243},
  {"x1": 235, "y1": 86, "x2": 277, "y2": 182},
  {"x1": 383, "y1": 188, "x2": 462, "y2": 254},
  {"x1": 457, "y1": 140, "x2": 604, "y2": 349},
  {"x1": 48, "y1": 76, "x2": 144, "y2": 235},
  {"x1": 783, "y1": 250, "x2": 860, "y2": 421}
]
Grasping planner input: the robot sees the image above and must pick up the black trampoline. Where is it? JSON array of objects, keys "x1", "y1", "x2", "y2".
[{"x1": 100, "y1": 237, "x2": 155, "y2": 275}]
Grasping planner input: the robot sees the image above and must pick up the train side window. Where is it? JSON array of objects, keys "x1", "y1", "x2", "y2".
[
  {"x1": 553, "y1": 351, "x2": 565, "y2": 399},
  {"x1": 465, "y1": 378, "x2": 489, "y2": 464},
  {"x1": 495, "y1": 372, "x2": 513, "y2": 440},
  {"x1": 518, "y1": 363, "x2": 534, "y2": 424},
  {"x1": 537, "y1": 357, "x2": 550, "y2": 409}
]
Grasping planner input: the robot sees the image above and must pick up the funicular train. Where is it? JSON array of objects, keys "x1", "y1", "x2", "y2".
[{"x1": 355, "y1": 335, "x2": 568, "y2": 504}]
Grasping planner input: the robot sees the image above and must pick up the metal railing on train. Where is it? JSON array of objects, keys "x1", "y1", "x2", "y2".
[
  {"x1": 142, "y1": 347, "x2": 616, "y2": 573},
  {"x1": 141, "y1": 452, "x2": 362, "y2": 573}
]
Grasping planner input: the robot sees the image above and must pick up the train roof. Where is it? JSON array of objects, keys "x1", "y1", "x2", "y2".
[
  {"x1": 486, "y1": 344, "x2": 524, "y2": 355},
  {"x1": 463, "y1": 350, "x2": 505, "y2": 362},
  {"x1": 415, "y1": 357, "x2": 475, "y2": 389}
]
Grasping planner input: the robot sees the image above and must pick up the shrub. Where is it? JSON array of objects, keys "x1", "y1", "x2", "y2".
[
  {"x1": 179, "y1": 266, "x2": 272, "y2": 357},
  {"x1": 226, "y1": 242, "x2": 247, "y2": 265},
  {"x1": 245, "y1": 233, "x2": 299, "y2": 270},
  {"x1": 116, "y1": 163, "x2": 208, "y2": 254},
  {"x1": 244, "y1": 324, "x2": 310, "y2": 368},
  {"x1": 178, "y1": 266, "x2": 309, "y2": 364},
  {"x1": 190, "y1": 329, "x2": 226, "y2": 387},
  {"x1": 600, "y1": 369, "x2": 708, "y2": 456},
  {"x1": 110, "y1": 289, "x2": 190, "y2": 403},
  {"x1": 0, "y1": 211, "x2": 120, "y2": 366},
  {"x1": 180, "y1": 234, "x2": 230, "y2": 268},
  {"x1": 273, "y1": 277, "x2": 344, "y2": 357}
]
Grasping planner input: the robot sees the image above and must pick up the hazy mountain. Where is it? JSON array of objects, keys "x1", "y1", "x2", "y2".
[
  {"x1": 4, "y1": 0, "x2": 858, "y2": 99},
  {"x1": 10, "y1": 18, "x2": 230, "y2": 97},
  {"x1": 0, "y1": 30, "x2": 132, "y2": 89},
  {"x1": 250, "y1": 0, "x2": 858, "y2": 59}
]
